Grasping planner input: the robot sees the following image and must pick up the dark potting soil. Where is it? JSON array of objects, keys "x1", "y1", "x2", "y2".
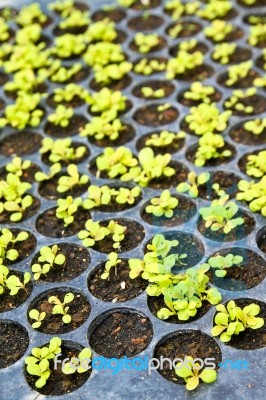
[
  {"x1": 256, "y1": 227, "x2": 266, "y2": 254},
  {"x1": 197, "y1": 211, "x2": 255, "y2": 242},
  {"x1": 44, "y1": 115, "x2": 88, "y2": 137},
  {"x1": 173, "y1": 65, "x2": 214, "y2": 82},
  {"x1": 90, "y1": 74, "x2": 132, "y2": 92},
  {"x1": 36, "y1": 206, "x2": 90, "y2": 238},
  {"x1": 186, "y1": 142, "x2": 236, "y2": 167},
  {"x1": 136, "y1": 131, "x2": 185, "y2": 155},
  {"x1": 132, "y1": 80, "x2": 175, "y2": 99},
  {"x1": 217, "y1": 70, "x2": 260, "y2": 88},
  {"x1": 0, "y1": 72, "x2": 8, "y2": 86},
  {"x1": 88, "y1": 259, "x2": 147, "y2": 302},
  {"x1": 0, "y1": 270, "x2": 32, "y2": 313},
  {"x1": 113, "y1": 29, "x2": 127, "y2": 44},
  {"x1": 92, "y1": 219, "x2": 145, "y2": 254},
  {"x1": 223, "y1": 94, "x2": 266, "y2": 116},
  {"x1": 129, "y1": 36, "x2": 167, "y2": 54},
  {"x1": 3, "y1": 228, "x2": 37, "y2": 265},
  {"x1": 38, "y1": 174, "x2": 89, "y2": 200},
  {"x1": 0, "y1": 197, "x2": 40, "y2": 224},
  {"x1": 53, "y1": 24, "x2": 88, "y2": 36},
  {"x1": 0, "y1": 131, "x2": 42, "y2": 156},
  {"x1": 230, "y1": 122, "x2": 266, "y2": 145},
  {"x1": 148, "y1": 295, "x2": 211, "y2": 324},
  {"x1": 28, "y1": 287, "x2": 91, "y2": 334},
  {"x1": 165, "y1": 21, "x2": 202, "y2": 38},
  {"x1": 87, "y1": 123, "x2": 135, "y2": 147},
  {"x1": 207, "y1": 247, "x2": 266, "y2": 291},
  {"x1": 41, "y1": 142, "x2": 90, "y2": 166},
  {"x1": 91, "y1": 8, "x2": 126, "y2": 23},
  {"x1": 0, "y1": 98, "x2": 5, "y2": 111},
  {"x1": 214, "y1": 298, "x2": 266, "y2": 350},
  {"x1": 145, "y1": 231, "x2": 205, "y2": 270},
  {"x1": 256, "y1": 54, "x2": 266, "y2": 72},
  {"x1": 128, "y1": 14, "x2": 164, "y2": 31},
  {"x1": 178, "y1": 86, "x2": 222, "y2": 107},
  {"x1": 133, "y1": 104, "x2": 179, "y2": 126},
  {"x1": 0, "y1": 320, "x2": 29, "y2": 368},
  {"x1": 197, "y1": 171, "x2": 240, "y2": 200},
  {"x1": 153, "y1": 330, "x2": 222, "y2": 384},
  {"x1": 141, "y1": 194, "x2": 197, "y2": 227},
  {"x1": 30, "y1": 243, "x2": 90, "y2": 282},
  {"x1": 25, "y1": 341, "x2": 91, "y2": 395},
  {"x1": 89, "y1": 310, "x2": 153, "y2": 357},
  {"x1": 46, "y1": 93, "x2": 86, "y2": 108}
]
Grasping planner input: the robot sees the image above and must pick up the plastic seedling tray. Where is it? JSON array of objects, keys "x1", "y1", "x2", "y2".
[{"x1": 0, "y1": 0, "x2": 266, "y2": 399}]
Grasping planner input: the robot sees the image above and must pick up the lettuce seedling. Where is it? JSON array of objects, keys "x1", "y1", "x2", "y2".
[
  {"x1": 204, "y1": 20, "x2": 233, "y2": 42},
  {"x1": 57, "y1": 164, "x2": 89, "y2": 193},
  {"x1": 145, "y1": 190, "x2": 178, "y2": 218},
  {"x1": 134, "y1": 33, "x2": 160, "y2": 53},
  {"x1": 0, "y1": 17, "x2": 10, "y2": 42},
  {"x1": 115, "y1": 186, "x2": 141, "y2": 204},
  {"x1": 95, "y1": 147, "x2": 138, "y2": 179},
  {"x1": 87, "y1": 88, "x2": 127, "y2": 119},
  {"x1": 198, "y1": 0, "x2": 232, "y2": 20},
  {"x1": 62, "y1": 348, "x2": 92, "y2": 374},
  {"x1": 245, "y1": 150, "x2": 266, "y2": 178},
  {"x1": 59, "y1": 9, "x2": 90, "y2": 29},
  {"x1": 56, "y1": 196, "x2": 82, "y2": 226},
  {"x1": 40, "y1": 138, "x2": 86, "y2": 164},
  {"x1": 145, "y1": 130, "x2": 186, "y2": 147},
  {"x1": 84, "y1": 42, "x2": 125, "y2": 68},
  {"x1": 94, "y1": 61, "x2": 132, "y2": 85},
  {"x1": 80, "y1": 116, "x2": 124, "y2": 141},
  {"x1": 101, "y1": 252, "x2": 122, "y2": 279},
  {"x1": 244, "y1": 118, "x2": 266, "y2": 135},
  {"x1": 175, "y1": 356, "x2": 217, "y2": 391},
  {"x1": 248, "y1": 24, "x2": 266, "y2": 46},
  {"x1": 166, "y1": 50, "x2": 204, "y2": 79},
  {"x1": 199, "y1": 195, "x2": 244, "y2": 234},
  {"x1": 212, "y1": 43, "x2": 236, "y2": 64},
  {"x1": 185, "y1": 103, "x2": 231, "y2": 135},
  {"x1": 0, "y1": 264, "x2": 31, "y2": 296},
  {"x1": 85, "y1": 19, "x2": 117, "y2": 43},
  {"x1": 78, "y1": 219, "x2": 110, "y2": 248},
  {"x1": 224, "y1": 88, "x2": 256, "y2": 114},
  {"x1": 5, "y1": 157, "x2": 31, "y2": 177},
  {"x1": 48, "y1": 0, "x2": 74, "y2": 16},
  {"x1": 183, "y1": 82, "x2": 216, "y2": 104},
  {"x1": 177, "y1": 171, "x2": 210, "y2": 198},
  {"x1": 50, "y1": 63, "x2": 82, "y2": 83},
  {"x1": 29, "y1": 309, "x2": 46, "y2": 329},
  {"x1": 48, "y1": 292, "x2": 74, "y2": 324},
  {"x1": 16, "y1": 3, "x2": 47, "y2": 26},
  {"x1": 211, "y1": 300, "x2": 264, "y2": 342},
  {"x1": 195, "y1": 132, "x2": 232, "y2": 167},
  {"x1": 3, "y1": 195, "x2": 33, "y2": 222},
  {"x1": 165, "y1": 0, "x2": 199, "y2": 20},
  {"x1": 83, "y1": 185, "x2": 115, "y2": 210},
  {"x1": 15, "y1": 23, "x2": 42, "y2": 44},
  {"x1": 141, "y1": 87, "x2": 165, "y2": 98},
  {"x1": 25, "y1": 337, "x2": 62, "y2": 388},
  {"x1": 48, "y1": 105, "x2": 74, "y2": 127},
  {"x1": 53, "y1": 34, "x2": 86, "y2": 58},
  {"x1": 53, "y1": 83, "x2": 91, "y2": 103},
  {"x1": 237, "y1": 177, "x2": 266, "y2": 216},
  {"x1": 205, "y1": 254, "x2": 243, "y2": 278},
  {"x1": 0, "y1": 228, "x2": 29, "y2": 263},
  {"x1": 225, "y1": 61, "x2": 253, "y2": 86},
  {"x1": 34, "y1": 163, "x2": 61, "y2": 182},
  {"x1": 31, "y1": 245, "x2": 66, "y2": 280},
  {"x1": 134, "y1": 58, "x2": 166, "y2": 75},
  {"x1": 107, "y1": 220, "x2": 126, "y2": 250}
]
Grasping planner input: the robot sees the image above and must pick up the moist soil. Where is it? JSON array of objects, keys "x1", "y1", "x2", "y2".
[
  {"x1": 132, "y1": 80, "x2": 175, "y2": 99},
  {"x1": 26, "y1": 342, "x2": 91, "y2": 395},
  {"x1": 90, "y1": 74, "x2": 132, "y2": 92},
  {"x1": 92, "y1": 219, "x2": 145, "y2": 254},
  {"x1": 28, "y1": 287, "x2": 91, "y2": 334},
  {"x1": 36, "y1": 206, "x2": 90, "y2": 238},
  {"x1": 173, "y1": 65, "x2": 214, "y2": 82},
  {"x1": 133, "y1": 57, "x2": 168, "y2": 75},
  {"x1": 128, "y1": 15, "x2": 164, "y2": 31},
  {"x1": 133, "y1": 104, "x2": 179, "y2": 126},
  {"x1": 153, "y1": 330, "x2": 222, "y2": 384},
  {"x1": 147, "y1": 161, "x2": 189, "y2": 189},
  {"x1": 91, "y1": 8, "x2": 126, "y2": 23},
  {"x1": 0, "y1": 131, "x2": 42, "y2": 156},
  {"x1": 218, "y1": 69, "x2": 260, "y2": 88},
  {"x1": 0, "y1": 321, "x2": 29, "y2": 368},
  {"x1": 46, "y1": 93, "x2": 86, "y2": 108},
  {"x1": 166, "y1": 21, "x2": 202, "y2": 38},
  {"x1": 197, "y1": 171, "x2": 240, "y2": 200},
  {"x1": 89, "y1": 310, "x2": 153, "y2": 357},
  {"x1": 169, "y1": 42, "x2": 209, "y2": 57},
  {"x1": 141, "y1": 194, "x2": 197, "y2": 227},
  {"x1": 88, "y1": 259, "x2": 147, "y2": 302},
  {"x1": 30, "y1": 243, "x2": 90, "y2": 282},
  {"x1": 44, "y1": 115, "x2": 88, "y2": 137},
  {"x1": 230, "y1": 123, "x2": 266, "y2": 145},
  {"x1": 0, "y1": 270, "x2": 32, "y2": 313},
  {"x1": 207, "y1": 247, "x2": 266, "y2": 291}
]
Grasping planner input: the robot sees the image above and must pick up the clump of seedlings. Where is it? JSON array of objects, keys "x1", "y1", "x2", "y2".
[
  {"x1": 40, "y1": 138, "x2": 87, "y2": 164},
  {"x1": 31, "y1": 245, "x2": 66, "y2": 280},
  {"x1": 134, "y1": 58, "x2": 166, "y2": 75},
  {"x1": 198, "y1": 0, "x2": 232, "y2": 20},
  {"x1": 56, "y1": 196, "x2": 82, "y2": 226},
  {"x1": 101, "y1": 252, "x2": 122, "y2": 279},
  {"x1": 199, "y1": 195, "x2": 244, "y2": 234},
  {"x1": 134, "y1": 33, "x2": 160, "y2": 53},
  {"x1": 203, "y1": 254, "x2": 243, "y2": 278},
  {"x1": 212, "y1": 43, "x2": 236, "y2": 64},
  {"x1": 194, "y1": 132, "x2": 232, "y2": 167},
  {"x1": 5, "y1": 157, "x2": 31, "y2": 177},
  {"x1": 81, "y1": 116, "x2": 125, "y2": 142},
  {"x1": 204, "y1": 19, "x2": 233, "y2": 42},
  {"x1": 53, "y1": 34, "x2": 86, "y2": 58},
  {"x1": 48, "y1": 292, "x2": 75, "y2": 324},
  {"x1": 0, "y1": 263, "x2": 31, "y2": 296},
  {"x1": 0, "y1": 228, "x2": 29, "y2": 263},
  {"x1": 48, "y1": 105, "x2": 74, "y2": 127},
  {"x1": 183, "y1": 82, "x2": 216, "y2": 104},
  {"x1": 248, "y1": 23, "x2": 266, "y2": 47},
  {"x1": 78, "y1": 219, "x2": 126, "y2": 250},
  {"x1": 237, "y1": 177, "x2": 266, "y2": 216},
  {"x1": 145, "y1": 130, "x2": 186, "y2": 147},
  {"x1": 62, "y1": 347, "x2": 92, "y2": 375},
  {"x1": 57, "y1": 164, "x2": 89, "y2": 193},
  {"x1": 52, "y1": 84, "x2": 91, "y2": 104},
  {"x1": 177, "y1": 171, "x2": 210, "y2": 198},
  {"x1": 185, "y1": 103, "x2": 231, "y2": 135},
  {"x1": 145, "y1": 190, "x2": 179, "y2": 218},
  {"x1": 166, "y1": 49, "x2": 204, "y2": 79},
  {"x1": 175, "y1": 356, "x2": 217, "y2": 391},
  {"x1": 165, "y1": 0, "x2": 199, "y2": 20},
  {"x1": 94, "y1": 61, "x2": 132, "y2": 85},
  {"x1": 245, "y1": 150, "x2": 266, "y2": 178},
  {"x1": 224, "y1": 88, "x2": 257, "y2": 114},
  {"x1": 211, "y1": 300, "x2": 264, "y2": 342},
  {"x1": 141, "y1": 86, "x2": 165, "y2": 99},
  {"x1": 83, "y1": 42, "x2": 125, "y2": 69},
  {"x1": 225, "y1": 61, "x2": 253, "y2": 86},
  {"x1": 244, "y1": 118, "x2": 266, "y2": 135}
]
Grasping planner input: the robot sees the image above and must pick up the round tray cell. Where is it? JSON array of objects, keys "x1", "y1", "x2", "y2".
[
  {"x1": 0, "y1": 270, "x2": 32, "y2": 313},
  {"x1": 256, "y1": 226, "x2": 266, "y2": 254},
  {"x1": 0, "y1": 131, "x2": 42, "y2": 156},
  {"x1": 0, "y1": 320, "x2": 29, "y2": 368}
]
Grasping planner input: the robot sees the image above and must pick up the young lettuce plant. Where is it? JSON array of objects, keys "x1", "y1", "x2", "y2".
[
  {"x1": 48, "y1": 105, "x2": 74, "y2": 127},
  {"x1": 57, "y1": 164, "x2": 89, "y2": 193},
  {"x1": 204, "y1": 254, "x2": 243, "y2": 278},
  {"x1": 56, "y1": 196, "x2": 82, "y2": 226},
  {"x1": 0, "y1": 264, "x2": 31, "y2": 296},
  {"x1": 141, "y1": 86, "x2": 165, "y2": 98},
  {"x1": 245, "y1": 150, "x2": 266, "y2": 178},
  {"x1": 95, "y1": 147, "x2": 138, "y2": 179},
  {"x1": 199, "y1": 195, "x2": 244, "y2": 234},
  {"x1": 29, "y1": 309, "x2": 46, "y2": 329},
  {"x1": 212, "y1": 43, "x2": 236, "y2": 64},
  {"x1": 177, "y1": 171, "x2": 210, "y2": 198},
  {"x1": 134, "y1": 33, "x2": 160, "y2": 53},
  {"x1": 85, "y1": 19, "x2": 117, "y2": 43},
  {"x1": 145, "y1": 130, "x2": 186, "y2": 147},
  {"x1": 225, "y1": 61, "x2": 253, "y2": 86},
  {"x1": 145, "y1": 190, "x2": 178, "y2": 218},
  {"x1": 244, "y1": 118, "x2": 266, "y2": 135},
  {"x1": 5, "y1": 157, "x2": 31, "y2": 177},
  {"x1": 183, "y1": 82, "x2": 216, "y2": 104},
  {"x1": 248, "y1": 23, "x2": 266, "y2": 47},
  {"x1": 175, "y1": 356, "x2": 217, "y2": 391},
  {"x1": 50, "y1": 63, "x2": 82, "y2": 83},
  {"x1": 115, "y1": 186, "x2": 141, "y2": 205},
  {"x1": 78, "y1": 219, "x2": 110, "y2": 248},
  {"x1": 134, "y1": 58, "x2": 166, "y2": 75},
  {"x1": 80, "y1": 116, "x2": 124, "y2": 141},
  {"x1": 16, "y1": 3, "x2": 47, "y2": 26},
  {"x1": 31, "y1": 245, "x2": 66, "y2": 280},
  {"x1": 224, "y1": 88, "x2": 256, "y2": 114},
  {"x1": 94, "y1": 61, "x2": 132, "y2": 85},
  {"x1": 0, "y1": 228, "x2": 29, "y2": 263},
  {"x1": 83, "y1": 185, "x2": 115, "y2": 210},
  {"x1": 53, "y1": 83, "x2": 91, "y2": 103},
  {"x1": 40, "y1": 138, "x2": 87, "y2": 164},
  {"x1": 166, "y1": 50, "x2": 204, "y2": 79},
  {"x1": 194, "y1": 132, "x2": 232, "y2": 167},
  {"x1": 211, "y1": 300, "x2": 264, "y2": 342},
  {"x1": 185, "y1": 103, "x2": 231, "y2": 135},
  {"x1": 107, "y1": 220, "x2": 126, "y2": 250},
  {"x1": 25, "y1": 337, "x2": 62, "y2": 389},
  {"x1": 48, "y1": 292, "x2": 74, "y2": 324},
  {"x1": 62, "y1": 348, "x2": 92, "y2": 375},
  {"x1": 34, "y1": 163, "x2": 61, "y2": 182},
  {"x1": 87, "y1": 88, "x2": 127, "y2": 119},
  {"x1": 204, "y1": 20, "x2": 233, "y2": 42},
  {"x1": 83, "y1": 42, "x2": 125, "y2": 69},
  {"x1": 198, "y1": 0, "x2": 232, "y2": 20},
  {"x1": 53, "y1": 34, "x2": 86, "y2": 58},
  {"x1": 237, "y1": 177, "x2": 266, "y2": 216},
  {"x1": 101, "y1": 252, "x2": 122, "y2": 279}
]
